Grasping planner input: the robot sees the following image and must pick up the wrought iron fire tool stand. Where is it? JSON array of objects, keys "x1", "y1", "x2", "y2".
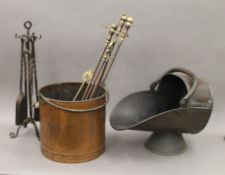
[{"x1": 10, "y1": 21, "x2": 41, "y2": 139}]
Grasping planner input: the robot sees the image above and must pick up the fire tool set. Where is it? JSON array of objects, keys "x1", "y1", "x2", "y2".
[
  {"x1": 9, "y1": 13, "x2": 214, "y2": 163},
  {"x1": 10, "y1": 21, "x2": 41, "y2": 139}
]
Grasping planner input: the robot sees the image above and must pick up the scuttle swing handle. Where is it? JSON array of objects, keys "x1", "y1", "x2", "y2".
[{"x1": 150, "y1": 67, "x2": 198, "y2": 107}]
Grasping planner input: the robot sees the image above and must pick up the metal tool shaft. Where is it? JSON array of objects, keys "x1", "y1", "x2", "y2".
[
  {"x1": 74, "y1": 13, "x2": 133, "y2": 101},
  {"x1": 81, "y1": 24, "x2": 117, "y2": 100}
]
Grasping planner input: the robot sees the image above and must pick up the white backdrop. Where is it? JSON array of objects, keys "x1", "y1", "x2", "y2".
[{"x1": 0, "y1": 0, "x2": 225, "y2": 175}]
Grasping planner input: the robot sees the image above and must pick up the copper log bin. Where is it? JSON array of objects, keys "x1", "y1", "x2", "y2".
[{"x1": 39, "y1": 82, "x2": 107, "y2": 163}]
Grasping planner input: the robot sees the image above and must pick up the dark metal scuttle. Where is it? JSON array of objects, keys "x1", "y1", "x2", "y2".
[{"x1": 110, "y1": 68, "x2": 213, "y2": 155}]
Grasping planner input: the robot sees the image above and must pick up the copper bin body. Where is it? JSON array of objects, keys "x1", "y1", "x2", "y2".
[{"x1": 39, "y1": 82, "x2": 107, "y2": 163}]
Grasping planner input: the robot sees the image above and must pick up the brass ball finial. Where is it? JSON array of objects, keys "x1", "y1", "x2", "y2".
[
  {"x1": 111, "y1": 24, "x2": 117, "y2": 29},
  {"x1": 127, "y1": 17, "x2": 133, "y2": 23},
  {"x1": 82, "y1": 70, "x2": 94, "y2": 82},
  {"x1": 122, "y1": 12, "x2": 127, "y2": 16}
]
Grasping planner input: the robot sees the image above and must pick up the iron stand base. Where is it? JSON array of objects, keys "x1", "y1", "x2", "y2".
[{"x1": 10, "y1": 118, "x2": 40, "y2": 140}]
